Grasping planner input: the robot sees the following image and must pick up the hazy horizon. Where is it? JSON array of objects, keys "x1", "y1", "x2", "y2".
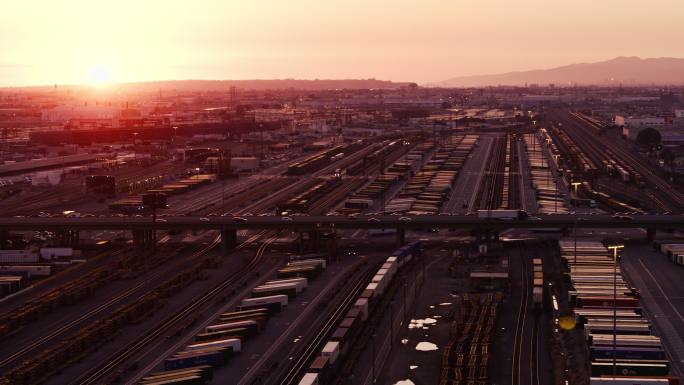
[{"x1": 2, "y1": 0, "x2": 684, "y2": 87}]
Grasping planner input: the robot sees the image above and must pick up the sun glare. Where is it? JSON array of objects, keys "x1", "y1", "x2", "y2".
[{"x1": 89, "y1": 65, "x2": 113, "y2": 85}]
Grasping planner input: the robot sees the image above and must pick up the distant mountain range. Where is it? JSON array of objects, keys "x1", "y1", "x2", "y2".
[
  {"x1": 6, "y1": 78, "x2": 413, "y2": 92},
  {"x1": 429, "y1": 57, "x2": 684, "y2": 87}
]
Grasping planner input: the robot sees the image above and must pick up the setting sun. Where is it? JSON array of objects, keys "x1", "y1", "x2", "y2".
[{"x1": 89, "y1": 65, "x2": 113, "y2": 85}]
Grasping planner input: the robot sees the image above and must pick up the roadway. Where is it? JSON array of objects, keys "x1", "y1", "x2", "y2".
[
  {"x1": 1, "y1": 214, "x2": 683, "y2": 231},
  {"x1": 620, "y1": 244, "x2": 684, "y2": 377}
]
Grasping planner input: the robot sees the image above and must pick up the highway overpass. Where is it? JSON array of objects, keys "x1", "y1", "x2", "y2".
[{"x1": 1, "y1": 214, "x2": 682, "y2": 251}]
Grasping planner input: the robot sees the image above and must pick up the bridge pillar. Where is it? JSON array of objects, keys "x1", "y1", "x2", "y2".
[
  {"x1": 0, "y1": 230, "x2": 8, "y2": 249},
  {"x1": 132, "y1": 229, "x2": 153, "y2": 251},
  {"x1": 308, "y1": 229, "x2": 321, "y2": 251},
  {"x1": 396, "y1": 228, "x2": 406, "y2": 247},
  {"x1": 57, "y1": 230, "x2": 80, "y2": 247},
  {"x1": 221, "y1": 228, "x2": 238, "y2": 254},
  {"x1": 646, "y1": 227, "x2": 657, "y2": 243}
]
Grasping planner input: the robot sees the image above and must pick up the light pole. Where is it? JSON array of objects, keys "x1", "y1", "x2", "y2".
[{"x1": 607, "y1": 244, "x2": 624, "y2": 376}]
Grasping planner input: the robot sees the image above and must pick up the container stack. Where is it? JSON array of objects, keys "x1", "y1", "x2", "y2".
[
  {"x1": 523, "y1": 134, "x2": 568, "y2": 214},
  {"x1": 559, "y1": 240, "x2": 677, "y2": 384},
  {"x1": 143, "y1": 256, "x2": 326, "y2": 384}
]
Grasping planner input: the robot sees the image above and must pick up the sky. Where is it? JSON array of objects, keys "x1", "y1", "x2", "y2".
[{"x1": 1, "y1": 0, "x2": 684, "y2": 87}]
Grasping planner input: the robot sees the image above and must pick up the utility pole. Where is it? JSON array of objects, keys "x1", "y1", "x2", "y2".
[{"x1": 607, "y1": 244, "x2": 624, "y2": 377}]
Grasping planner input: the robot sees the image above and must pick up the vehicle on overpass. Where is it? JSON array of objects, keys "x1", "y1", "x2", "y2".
[{"x1": 477, "y1": 209, "x2": 528, "y2": 220}]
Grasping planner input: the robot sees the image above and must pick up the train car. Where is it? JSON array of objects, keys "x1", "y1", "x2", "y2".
[
  {"x1": 589, "y1": 334, "x2": 662, "y2": 348},
  {"x1": 575, "y1": 309, "x2": 643, "y2": 324},
  {"x1": 238, "y1": 295, "x2": 288, "y2": 314},
  {"x1": 218, "y1": 308, "x2": 269, "y2": 319},
  {"x1": 591, "y1": 361, "x2": 669, "y2": 377},
  {"x1": 194, "y1": 328, "x2": 249, "y2": 343},
  {"x1": 298, "y1": 373, "x2": 319, "y2": 385},
  {"x1": 309, "y1": 355, "x2": 331, "y2": 384},
  {"x1": 205, "y1": 320, "x2": 260, "y2": 336},
  {"x1": 533, "y1": 286, "x2": 544, "y2": 311},
  {"x1": 164, "y1": 350, "x2": 226, "y2": 371},
  {"x1": 186, "y1": 338, "x2": 242, "y2": 353},
  {"x1": 321, "y1": 341, "x2": 340, "y2": 366},
  {"x1": 265, "y1": 278, "x2": 309, "y2": 288},
  {"x1": 140, "y1": 366, "x2": 214, "y2": 384},
  {"x1": 590, "y1": 346, "x2": 666, "y2": 360},
  {"x1": 589, "y1": 378, "x2": 671, "y2": 385},
  {"x1": 216, "y1": 313, "x2": 268, "y2": 328},
  {"x1": 277, "y1": 265, "x2": 322, "y2": 280},
  {"x1": 585, "y1": 322, "x2": 652, "y2": 335},
  {"x1": 0, "y1": 265, "x2": 51, "y2": 278},
  {"x1": 287, "y1": 259, "x2": 327, "y2": 269},
  {"x1": 140, "y1": 374, "x2": 204, "y2": 385},
  {"x1": 251, "y1": 282, "x2": 303, "y2": 298},
  {"x1": 577, "y1": 296, "x2": 639, "y2": 309}
]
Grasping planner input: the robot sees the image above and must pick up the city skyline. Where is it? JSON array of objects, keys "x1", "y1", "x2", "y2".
[{"x1": 2, "y1": 0, "x2": 684, "y2": 87}]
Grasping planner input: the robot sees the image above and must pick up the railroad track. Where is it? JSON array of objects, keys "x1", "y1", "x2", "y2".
[
  {"x1": 73, "y1": 230, "x2": 278, "y2": 385},
  {"x1": 476, "y1": 136, "x2": 506, "y2": 210},
  {"x1": 530, "y1": 317, "x2": 540, "y2": 385},
  {"x1": 0, "y1": 240, "x2": 219, "y2": 372},
  {"x1": 511, "y1": 246, "x2": 530, "y2": 385},
  {"x1": 276, "y1": 262, "x2": 375, "y2": 385},
  {"x1": 565, "y1": 111, "x2": 684, "y2": 211}
]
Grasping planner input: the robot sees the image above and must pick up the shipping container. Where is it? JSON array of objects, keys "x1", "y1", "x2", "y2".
[{"x1": 164, "y1": 350, "x2": 225, "y2": 371}]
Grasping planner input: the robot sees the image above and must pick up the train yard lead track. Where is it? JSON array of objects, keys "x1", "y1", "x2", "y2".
[
  {"x1": 511, "y1": 246, "x2": 530, "y2": 385},
  {"x1": 277, "y1": 262, "x2": 376, "y2": 385}
]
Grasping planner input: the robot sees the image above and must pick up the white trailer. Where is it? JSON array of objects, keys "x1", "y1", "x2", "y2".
[
  {"x1": 321, "y1": 341, "x2": 340, "y2": 364},
  {"x1": 590, "y1": 377, "x2": 669, "y2": 384},
  {"x1": 287, "y1": 259, "x2": 327, "y2": 269},
  {"x1": 186, "y1": 338, "x2": 242, "y2": 353},
  {"x1": 252, "y1": 282, "x2": 304, "y2": 297},
  {"x1": 354, "y1": 298, "x2": 369, "y2": 320},
  {"x1": 0, "y1": 251, "x2": 39, "y2": 264},
  {"x1": 241, "y1": 294, "x2": 288, "y2": 308},
  {"x1": 265, "y1": 277, "x2": 308, "y2": 289},
  {"x1": 1, "y1": 265, "x2": 51, "y2": 277},
  {"x1": 298, "y1": 373, "x2": 319, "y2": 385},
  {"x1": 39, "y1": 248, "x2": 73, "y2": 259},
  {"x1": 205, "y1": 320, "x2": 259, "y2": 333}
]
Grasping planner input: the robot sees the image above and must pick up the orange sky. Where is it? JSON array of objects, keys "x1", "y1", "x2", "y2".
[{"x1": 1, "y1": 0, "x2": 683, "y2": 86}]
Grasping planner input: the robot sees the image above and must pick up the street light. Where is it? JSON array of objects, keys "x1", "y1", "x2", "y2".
[
  {"x1": 607, "y1": 244, "x2": 625, "y2": 376},
  {"x1": 571, "y1": 182, "x2": 581, "y2": 196}
]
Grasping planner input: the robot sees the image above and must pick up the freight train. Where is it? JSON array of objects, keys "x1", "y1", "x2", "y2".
[{"x1": 296, "y1": 242, "x2": 421, "y2": 385}]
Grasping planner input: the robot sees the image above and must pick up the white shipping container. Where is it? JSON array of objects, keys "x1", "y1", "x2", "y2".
[
  {"x1": 253, "y1": 281, "x2": 304, "y2": 294},
  {"x1": 287, "y1": 259, "x2": 326, "y2": 269},
  {"x1": 0, "y1": 253, "x2": 39, "y2": 264},
  {"x1": 241, "y1": 294, "x2": 288, "y2": 307},
  {"x1": 354, "y1": 298, "x2": 369, "y2": 320},
  {"x1": 186, "y1": 338, "x2": 242, "y2": 353},
  {"x1": 206, "y1": 320, "x2": 258, "y2": 333},
  {"x1": 265, "y1": 277, "x2": 308, "y2": 289},
  {"x1": 1, "y1": 265, "x2": 52, "y2": 277},
  {"x1": 298, "y1": 373, "x2": 319, "y2": 385},
  {"x1": 590, "y1": 378, "x2": 669, "y2": 385},
  {"x1": 321, "y1": 341, "x2": 340, "y2": 364},
  {"x1": 39, "y1": 248, "x2": 73, "y2": 259}
]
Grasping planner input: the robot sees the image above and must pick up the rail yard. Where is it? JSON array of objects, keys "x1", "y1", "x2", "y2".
[{"x1": 1, "y1": 84, "x2": 684, "y2": 385}]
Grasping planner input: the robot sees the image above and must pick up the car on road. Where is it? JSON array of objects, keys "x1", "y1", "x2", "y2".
[
  {"x1": 199, "y1": 217, "x2": 210, "y2": 222},
  {"x1": 157, "y1": 218, "x2": 167, "y2": 222},
  {"x1": 282, "y1": 216, "x2": 293, "y2": 221},
  {"x1": 233, "y1": 217, "x2": 248, "y2": 222},
  {"x1": 399, "y1": 216, "x2": 412, "y2": 221}
]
